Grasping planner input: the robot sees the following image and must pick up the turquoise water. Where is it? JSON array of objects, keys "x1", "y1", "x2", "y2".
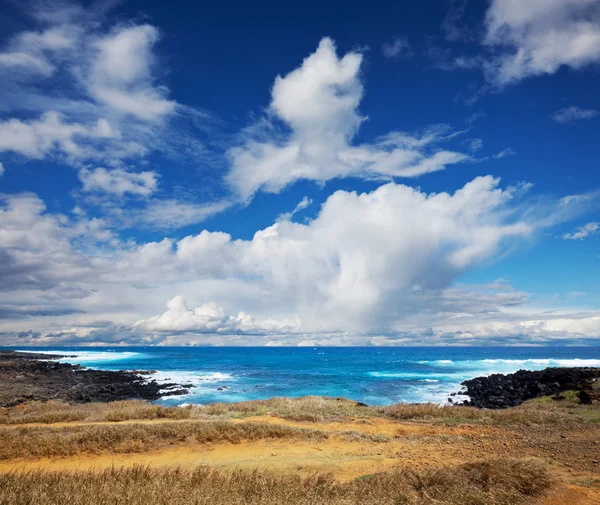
[{"x1": 11, "y1": 346, "x2": 600, "y2": 406}]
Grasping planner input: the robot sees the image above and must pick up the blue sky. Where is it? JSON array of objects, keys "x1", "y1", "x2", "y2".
[{"x1": 0, "y1": 0, "x2": 599, "y2": 346}]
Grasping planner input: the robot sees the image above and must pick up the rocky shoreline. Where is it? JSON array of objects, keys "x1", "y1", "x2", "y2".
[
  {"x1": 455, "y1": 366, "x2": 600, "y2": 409},
  {"x1": 0, "y1": 351, "x2": 190, "y2": 407},
  {"x1": 2, "y1": 351, "x2": 600, "y2": 410}
]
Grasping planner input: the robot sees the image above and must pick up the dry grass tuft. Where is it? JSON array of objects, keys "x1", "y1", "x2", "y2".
[
  {"x1": 2, "y1": 394, "x2": 598, "y2": 428},
  {"x1": 193, "y1": 395, "x2": 600, "y2": 426},
  {"x1": 0, "y1": 458, "x2": 553, "y2": 505},
  {"x1": 194, "y1": 396, "x2": 373, "y2": 422},
  {"x1": 379, "y1": 401, "x2": 575, "y2": 425},
  {"x1": 0, "y1": 421, "x2": 327, "y2": 459},
  {"x1": 0, "y1": 399, "x2": 191, "y2": 425}
]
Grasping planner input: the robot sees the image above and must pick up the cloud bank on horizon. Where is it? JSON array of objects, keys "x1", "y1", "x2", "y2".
[{"x1": 0, "y1": 0, "x2": 599, "y2": 346}]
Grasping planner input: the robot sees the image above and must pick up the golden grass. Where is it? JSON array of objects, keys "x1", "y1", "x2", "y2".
[
  {"x1": 1, "y1": 394, "x2": 598, "y2": 428},
  {"x1": 0, "y1": 458, "x2": 553, "y2": 505},
  {"x1": 0, "y1": 399, "x2": 190, "y2": 424},
  {"x1": 199, "y1": 394, "x2": 600, "y2": 425},
  {"x1": 0, "y1": 421, "x2": 327, "y2": 459}
]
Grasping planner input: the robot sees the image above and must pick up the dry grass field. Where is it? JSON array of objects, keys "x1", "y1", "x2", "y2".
[
  {"x1": 0, "y1": 395, "x2": 599, "y2": 504},
  {"x1": 0, "y1": 459, "x2": 553, "y2": 505}
]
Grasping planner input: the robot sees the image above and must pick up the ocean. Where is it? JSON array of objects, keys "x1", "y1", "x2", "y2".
[{"x1": 11, "y1": 346, "x2": 600, "y2": 406}]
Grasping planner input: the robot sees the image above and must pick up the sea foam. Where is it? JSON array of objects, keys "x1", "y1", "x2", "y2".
[{"x1": 17, "y1": 349, "x2": 143, "y2": 364}]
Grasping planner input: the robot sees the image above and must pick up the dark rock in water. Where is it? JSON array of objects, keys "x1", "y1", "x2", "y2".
[
  {"x1": 458, "y1": 367, "x2": 600, "y2": 409},
  {"x1": 0, "y1": 351, "x2": 189, "y2": 407},
  {"x1": 217, "y1": 386, "x2": 229, "y2": 391}
]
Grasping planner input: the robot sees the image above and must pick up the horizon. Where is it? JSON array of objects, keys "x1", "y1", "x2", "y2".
[
  {"x1": 5, "y1": 344, "x2": 600, "y2": 349},
  {"x1": 1, "y1": 0, "x2": 599, "y2": 347}
]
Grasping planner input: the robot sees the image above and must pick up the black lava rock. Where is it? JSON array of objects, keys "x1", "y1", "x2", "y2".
[
  {"x1": 457, "y1": 367, "x2": 600, "y2": 409},
  {"x1": 0, "y1": 351, "x2": 189, "y2": 407}
]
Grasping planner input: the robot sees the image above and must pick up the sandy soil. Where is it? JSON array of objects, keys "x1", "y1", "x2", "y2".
[{"x1": 1, "y1": 415, "x2": 599, "y2": 504}]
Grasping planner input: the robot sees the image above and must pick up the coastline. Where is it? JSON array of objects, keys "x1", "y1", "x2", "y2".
[
  {"x1": 1, "y1": 351, "x2": 600, "y2": 504},
  {"x1": 0, "y1": 351, "x2": 190, "y2": 408},
  {"x1": 7, "y1": 345, "x2": 600, "y2": 407},
  {"x1": 2, "y1": 349, "x2": 599, "y2": 409}
]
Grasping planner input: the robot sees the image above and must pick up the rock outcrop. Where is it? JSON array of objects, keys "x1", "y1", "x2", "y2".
[
  {"x1": 458, "y1": 367, "x2": 600, "y2": 409},
  {"x1": 0, "y1": 351, "x2": 189, "y2": 407}
]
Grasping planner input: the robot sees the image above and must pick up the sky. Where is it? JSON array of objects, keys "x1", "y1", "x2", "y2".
[{"x1": 0, "y1": 0, "x2": 599, "y2": 347}]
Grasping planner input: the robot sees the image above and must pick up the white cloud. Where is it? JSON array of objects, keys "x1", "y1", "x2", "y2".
[
  {"x1": 88, "y1": 25, "x2": 176, "y2": 120},
  {"x1": 563, "y1": 221, "x2": 599, "y2": 239},
  {"x1": 431, "y1": 311, "x2": 600, "y2": 343},
  {"x1": 0, "y1": 178, "x2": 598, "y2": 345},
  {"x1": 0, "y1": 25, "x2": 78, "y2": 76},
  {"x1": 0, "y1": 6, "x2": 188, "y2": 170},
  {"x1": 0, "y1": 162, "x2": 4, "y2": 177},
  {"x1": 0, "y1": 5, "x2": 223, "y2": 231},
  {"x1": 134, "y1": 296, "x2": 301, "y2": 334},
  {"x1": 227, "y1": 38, "x2": 469, "y2": 201},
  {"x1": 493, "y1": 148, "x2": 516, "y2": 159},
  {"x1": 0, "y1": 11, "x2": 175, "y2": 122},
  {"x1": 72, "y1": 195, "x2": 232, "y2": 232},
  {"x1": 1, "y1": 7, "x2": 600, "y2": 347},
  {"x1": 382, "y1": 36, "x2": 413, "y2": 59},
  {"x1": 233, "y1": 176, "x2": 531, "y2": 327},
  {"x1": 0, "y1": 193, "x2": 101, "y2": 297},
  {"x1": 0, "y1": 111, "x2": 106, "y2": 160},
  {"x1": 552, "y1": 106, "x2": 599, "y2": 124},
  {"x1": 0, "y1": 52, "x2": 55, "y2": 75},
  {"x1": 483, "y1": 0, "x2": 600, "y2": 85},
  {"x1": 277, "y1": 196, "x2": 312, "y2": 222},
  {"x1": 0, "y1": 111, "x2": 156, "y2": 177},
  {"x1": 78, "y1": 167, "x2": 158, "y2": 197},
  {"x1": 134, "y1": 199, "x2": 233, "y2": 231}
]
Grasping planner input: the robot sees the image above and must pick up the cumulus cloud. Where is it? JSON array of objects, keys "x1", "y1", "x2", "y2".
[
  {"x1": 231, "y1": 176, "x2": 532, "y2": 326},
  {"x1": 430, "y1": 310, "x2": 600, "y2": 344},
  {"x1": 87, "y1": 24, "x2": 176, "y2": 120},
  {"x1": 134, "y1": 296, "x2": 301, "y2": 334},
  {"x1": 0, "y1": 7, "x2": 175, "y2": 123},
  {"x1": 552, "y1": 106, "x2": 599, "y2": 124},
  {"x1": 0, "y1": 3, "x2": 210, "y2": 171},
  {"x1": 2, "y1": 175, "x2": 597, "y2": 345},
  {"x1": 226, "y1": 38, "x2": 469, "y2": 201},
  {"x1": 0, "y1": 3, "x2": 227, "y2": 231},
  {"x1": 563, "y1": 221, "x2": 599, "y2": 239},
  {"x1": 1, "y1": 6, "x2": 599, "y2": 347},
  {"x1": 0, "y1": 111, "x2": 115, "y2": 161},
  {"x1": 483, "y1": 0, "x2": 600, "y2": 85},
  {"x1": 78, "y1": 167, "x2": 158, "y2": 197}
]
